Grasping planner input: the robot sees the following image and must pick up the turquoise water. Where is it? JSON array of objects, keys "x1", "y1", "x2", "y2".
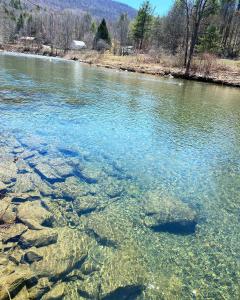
[{"x1": 0, "y1": 52, "x2": 240, "y2": 299}]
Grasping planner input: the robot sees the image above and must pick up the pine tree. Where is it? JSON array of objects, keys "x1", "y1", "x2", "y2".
[
  {"x1": 197, "y1": 25, "x2": 220, "y2": 54},
  {"x1": 93, "y1": 18, "x2": 111, "y2": 50},
  {"x1": 132, "y1": 1, "x2": 153, "y2": 50}
]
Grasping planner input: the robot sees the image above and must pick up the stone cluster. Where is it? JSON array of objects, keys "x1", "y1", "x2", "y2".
[{"x1": 0, "y1": 132, "x2": 198, "y2": 299}]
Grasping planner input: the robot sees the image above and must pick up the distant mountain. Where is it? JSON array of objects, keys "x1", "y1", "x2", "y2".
[{"x1": 33, "y1": 0, "x2": 137, "y2": 21}]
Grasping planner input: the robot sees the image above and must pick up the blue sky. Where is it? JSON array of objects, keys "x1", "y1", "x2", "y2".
[{"x1": 120, "y1": 0, "x2": 174, "y2": 16}]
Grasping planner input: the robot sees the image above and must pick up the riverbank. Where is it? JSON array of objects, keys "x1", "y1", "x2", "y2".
[{"x1": 1, "y1": 44, "x2": 240, "y2": 88}]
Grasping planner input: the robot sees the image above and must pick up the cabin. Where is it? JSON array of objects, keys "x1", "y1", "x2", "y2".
[
  {"x1": 19, "y1": 36, "x2": 36, "y2": 47},
  {"x1": 70, "y1": 40, "x2": 86, "y2": 50}
]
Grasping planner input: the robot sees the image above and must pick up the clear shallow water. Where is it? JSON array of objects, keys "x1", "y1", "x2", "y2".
[{"x1": 0, "y1": 52, "x2": 240, "y2": 299}]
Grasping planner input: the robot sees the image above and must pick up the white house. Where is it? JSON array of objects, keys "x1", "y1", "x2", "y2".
[{"x1": 70, "y1": 40, "x2": 86, "y2": 50}]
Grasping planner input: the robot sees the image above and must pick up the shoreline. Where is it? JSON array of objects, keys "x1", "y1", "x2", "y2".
[{"x1": 1, "y1": 45, "x2": 240, "y2": 88}]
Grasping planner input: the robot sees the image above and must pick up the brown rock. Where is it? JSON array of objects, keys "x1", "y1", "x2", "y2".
[
  {"x1": 19, "y1": 229, "x2": 58, "y2": 249},
  {"x1": 17, "y1": 201, "x2": 54, "y2": 230},
  {"x1": 0, "y1": 224, "x2": 28, "y2": 243},
  {"x1": 0, "y1": 198, "x2": 16, "y2": 225},
  {"x1": 31, "y1": 227, "x2": 92, "y2": 280},
  {"x1": 28, "y1": 278, "x2": 52, "y2": 300},
  {"x1": 0, "y1": 266, "x2": 35, "y2": 300}
]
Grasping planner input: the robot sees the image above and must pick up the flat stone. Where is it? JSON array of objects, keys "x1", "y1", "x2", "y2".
[
  {"x1": 74, "y1": 195, "x2": 102, "y2": 216},
  {"x1": 10, "y1": 192, "x2": 41, "y2": 203},
  {"x1": 47, "y1": 158, "x2": 74, "y2": 178},
  {"x1": 31, "y1": 227, "x2": 92, "y2": 280},
  {"x1": 53, "y1": 177, "x2": 93, "y2": 201},
  {"x1": 142, "y1": 191, "x2": 197, "y2": 234},
  {"x1": 17, "y1": 201, "x2": 54, "y2": 230},
  {"x1": 0, "y1": 224, "x2": 28, "y2": 243},
  {"x1": 79, "y1": 165, "x2": 104, "y2": 184},
  {"x1": 34, "y1": 162, "x2": 62, "y2": 182},
  {"x1": 12, "y1": 174, "x2": 36, "y2": 193},
  {"x1": 19, "y1": 229, "x2": 58, "y2": 249}
]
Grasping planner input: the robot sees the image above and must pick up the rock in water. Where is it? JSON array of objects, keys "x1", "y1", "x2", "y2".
[
  {"x1": 0, "y1": 266, "x2": 36, "y2": 300},
  {"x1": 19, "y1": 229, "x2": 58, "y2": 249},
  {"x1": 42, "y1": 282, "x2": 66, "y2": 300},
  {"x1": 0, "y1": 198, "x2": 16, "y2": 225},
  {"x1": 0, "y1": 224, "x2": 28, "y2": 243},
  {"x1": 17, "y1": 201, "x2": 54, "y2": 230},
  {"x1": 142, "y1": 191, "x2": 197, "y2": 234},
  {"x1": 30, "y1": 227, "x2": 92, "y2": 280}
]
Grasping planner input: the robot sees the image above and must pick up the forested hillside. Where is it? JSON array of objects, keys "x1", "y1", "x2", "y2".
[
  {"x1": 33, "y1": 0, "x2": 136, "y2": 20},
  {"x1": 0, "y1": 0, "x2": 239, "y2": 77}
]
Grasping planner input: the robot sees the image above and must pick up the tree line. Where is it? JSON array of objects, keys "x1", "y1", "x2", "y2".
[{"x1": 0, "y1": 0, "x2": 239, "y2": 73}]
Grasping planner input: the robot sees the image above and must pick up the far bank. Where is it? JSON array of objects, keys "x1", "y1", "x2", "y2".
[{"x1": 1, "y1": 44, "x2": 240, "y2": 88}]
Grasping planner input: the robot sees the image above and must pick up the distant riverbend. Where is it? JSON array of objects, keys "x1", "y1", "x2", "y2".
[{"x1": 0, "y1": 52, "x2": 240, "y2": 299}]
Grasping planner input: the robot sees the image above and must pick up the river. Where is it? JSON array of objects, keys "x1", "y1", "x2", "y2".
[{"x1": 0, "y1": 52, "x2": 240, "y2": 299}]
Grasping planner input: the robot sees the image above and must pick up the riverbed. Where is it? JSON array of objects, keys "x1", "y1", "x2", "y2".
[{"x1": 0, "y1": 52, "x2": 240, "y2": 299}]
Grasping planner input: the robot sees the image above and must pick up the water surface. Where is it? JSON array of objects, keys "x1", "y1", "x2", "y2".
[{"x1": 0, "y1": 52, "x2": 240, "y2": 299}]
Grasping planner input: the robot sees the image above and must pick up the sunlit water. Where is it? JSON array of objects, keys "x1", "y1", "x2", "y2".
[{"x1": 0, "y1": 52, "x2": 240, "y2": 299}]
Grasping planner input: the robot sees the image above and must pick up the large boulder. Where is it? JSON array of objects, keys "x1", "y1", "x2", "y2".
[
  {"x1": 19, "y1": 229, "x2": 58, "y2": 249},
  {"x1": 17, "y1": 201, "x2": 54, "y2": 230},
  {"x1": 142, "y1": 191, "x2": 197, "y2": 234}
]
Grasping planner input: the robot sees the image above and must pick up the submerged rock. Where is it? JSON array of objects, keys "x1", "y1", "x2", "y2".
[
  {"x1": 0, "y1": 158, "x2": 18, "y2": 184},
  {"x1": 0, "y1": 198, "x2": 16, "y2": 225},
  {"x1": 42, "y1": 282, "x2": 66, "y2": 300},
  {"x1": 1, "y1": 224, "x2": 28, "y2": 243},
  {"x1": 30, "y1": 227, "x2": 92, "y2": 280},
  {"x1": 28, "y1": 277, "x2": 52, "y2": 300},
  {"x1": 142, "y1": 191, "x2": 197, "y2": 234},
  {"x1": 0, "y1": 266, "x2": 35, "y2": 300},
  {"x1": 78, "y1": 164, "x2": 104, "y2": 184},
  {"x1": 19, "y1": 229, "x2": 58, "y2": 249},
  {"x1": 21, "y1": 248, "x2": 43, "y2": 264},
  {"x1": 17, "y1": 201, "x2": 54, "y2": 230}
]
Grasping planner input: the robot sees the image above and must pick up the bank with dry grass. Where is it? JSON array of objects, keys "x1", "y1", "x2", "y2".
[{"x1": 1, "y1": 44, "x2": 240, "y2": 87}]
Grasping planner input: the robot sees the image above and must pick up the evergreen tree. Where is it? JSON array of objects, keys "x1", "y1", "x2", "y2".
[
  {"x1": 16, "y1": 13, "x2": 24, "y2": 33},
  {"x1": 93, "y1": 18, "x2": 111, "y2": 49},
  {"x1": 197, "y1": 25, "x2": 220, "y2": 53},
  {"x1": 132, "y1": 1, "x2": 153, "y2": 50}
]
